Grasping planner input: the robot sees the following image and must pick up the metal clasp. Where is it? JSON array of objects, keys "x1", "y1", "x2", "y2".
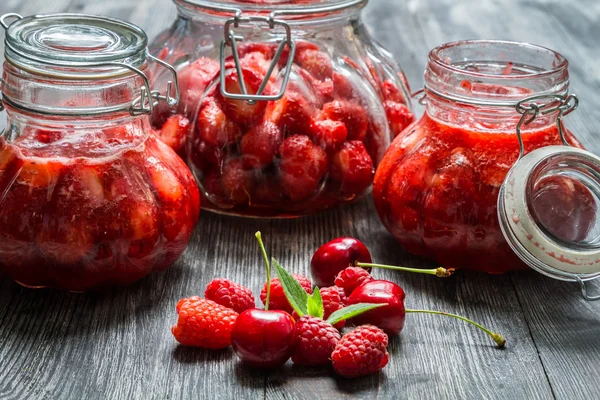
[
  {"x1": 576, "y1": 277, "x2": 600, "y2": 301},
  {"x1": 515, "y1": 93, "x2": 579, "y2": 159},
  {"x1": 219, "y1": 10, "x2": 296, "y2": 104}
]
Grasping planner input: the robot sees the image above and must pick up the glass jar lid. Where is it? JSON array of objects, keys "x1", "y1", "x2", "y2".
[
  {"x1": 0, "y1": 13, "x2": 179, "y2": 115},
  {"x1": 496, "y1": 94, "x2": 600, "y2": 300},
  {"x1": 2, "y1": 13, "x2": 147, "y2": 79}
]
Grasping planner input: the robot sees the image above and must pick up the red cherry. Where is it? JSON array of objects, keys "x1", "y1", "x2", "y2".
[
  {"x1": 230, "y1": 308, "x2": 296, "y2": 368},
  {"x1": 310, "y1": 237, "x2": 372, "y2": 288},
  {"x1": 346, "y1": 280, "x2": 406, "y2": 336}
]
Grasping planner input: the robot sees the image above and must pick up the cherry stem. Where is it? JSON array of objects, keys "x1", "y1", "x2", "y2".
[
  {"x1": 355, "y1": 262, "x2": 454, "y2": 278},
  {"x1": 255, "y1": 231, "x2": 271, "y2": 311},
  {"x1": 405, "y1": 309, "x2": 506, "y2": 348}
]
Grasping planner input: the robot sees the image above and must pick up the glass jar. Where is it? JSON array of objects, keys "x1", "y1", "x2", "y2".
[
  {"x1": 373, "y1": 40, "x2": 587, "y2": 274},
  {"x1": 0, "y1": 13, "x2": 200, "y2": 291},
  {"x1": 149, "y1": 0, "x2": 414, "y2": 217}
]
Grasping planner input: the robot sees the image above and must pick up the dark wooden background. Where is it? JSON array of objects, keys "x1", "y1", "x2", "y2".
[{"x1": 1, "y1": 0, "x2": 600, "y2": 399}]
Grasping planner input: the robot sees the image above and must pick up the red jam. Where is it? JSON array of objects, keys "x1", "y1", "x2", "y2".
[
  {"x1": 373, "y1": 113, "x2": 583, "y2": 273},
  {"x1": 152, "y1": 42, "x2": 414, "y2": 217},
  {"x1": 0, "y1": 122, "x2": 200, "y2": 291}
]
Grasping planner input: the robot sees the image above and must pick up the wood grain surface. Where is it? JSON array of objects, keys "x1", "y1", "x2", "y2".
[{"x1": 1, "y1": 0, "x2": 599, "y2": 399}]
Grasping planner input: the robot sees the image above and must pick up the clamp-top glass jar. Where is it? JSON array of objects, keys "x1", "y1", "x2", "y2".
[
  {"x1": 149, "y1": 0, "x2": 414, "y2": 217},
  {"x1": 374, "y1": 40, "x2": 590, "y2": 275},
  {"x1": 0, "y1": 13, "x2": 200, "y2": 291}
]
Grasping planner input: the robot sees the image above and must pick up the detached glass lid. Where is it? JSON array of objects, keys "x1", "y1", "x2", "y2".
[{"x1": 497, "y1": 94, "x2": 600, "y2": 300}]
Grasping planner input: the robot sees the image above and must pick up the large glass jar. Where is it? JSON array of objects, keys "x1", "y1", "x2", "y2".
[
  {"x1": 0, "y1": 13, "x2": 200, "y2": 291},
  {"x1": 149, "y1": 0, "x2": 414, "y2": 217},
  {"x1": 373, "y1": 40, "x2": 586, "y2": 274}
]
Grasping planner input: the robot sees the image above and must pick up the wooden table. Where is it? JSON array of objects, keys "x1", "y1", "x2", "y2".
[{"x1": 1, "y1": 0, "x2": 599, "y2": 399}]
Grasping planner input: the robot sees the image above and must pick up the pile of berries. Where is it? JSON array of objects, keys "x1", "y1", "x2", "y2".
[
  {"x1": 154, "y1": 41, "x2": 414, "y2": 216},
  {"x1": 171, "y1": 234, "x2": 506, "y2": 379}
]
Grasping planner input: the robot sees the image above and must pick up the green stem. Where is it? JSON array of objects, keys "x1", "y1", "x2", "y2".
[
  {"x1": 406, "y1": 309, "x2": 506, "y2": 348},
  {"x1": 356, "y1": 262, "x2": 454, "y2": 278},
  {"x1": 255, "y1": 231, "x2": 271, "y2": 311}
]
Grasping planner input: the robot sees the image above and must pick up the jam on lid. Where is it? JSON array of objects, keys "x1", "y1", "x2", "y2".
[{"x1": 0, "y1": 13, "x2": 178, "y2": 115}]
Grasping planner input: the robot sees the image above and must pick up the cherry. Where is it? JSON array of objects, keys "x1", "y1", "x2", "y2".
[
  {"x1": 230, "y1": 308, "x2": 296, "y2": 368},
  {"x1": 230, "y1": 232, "x2": 297, "y2": 368},
  {"x1": 346, "y1": 280, "x2": 406, "y2": 335},
  {"x1": 347, "y1": 280, "x2": 506, "y2": 347},
  {"x1": 310, "y1": 238, "x2": 372, "y2": 288}
]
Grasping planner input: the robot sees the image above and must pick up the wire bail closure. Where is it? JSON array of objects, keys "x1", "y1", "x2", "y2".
[
  {"x1": 0, "y1": 13, "x2": 179, "y2": 117},
  {"x1": 219, "y1": 9, "x2": 296, "y2": 104}
]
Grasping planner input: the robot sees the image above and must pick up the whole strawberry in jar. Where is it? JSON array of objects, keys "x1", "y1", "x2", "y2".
[
  {"x1": 149, "y1": 0, "x2": 414, "y2": 217},
  {"x1": 0, "y1": 13, "x2": 200, "y2": 291}
]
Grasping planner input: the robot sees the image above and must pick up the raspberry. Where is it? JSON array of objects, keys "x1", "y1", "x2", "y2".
[
  {"x1": 205, "y1": 278, "x2": 255, "y2": 313},
  {"x1": 331, "y1": 325, "x2": 389, "y2": 378},
  {"x1": 335, "y1": 267, "x2": 374, "y2": 296},
  {"x1": 291, "y1": 316, "x2": 341, "y2": 366},
  {"x1": 321, "y1": 286, "x2": 347, "y2": 328},
  {"x1": 171, "y1": 296, "x2": 239, "y2": 349},
  {"x1": 260, "y1": 274, "x2": 313, "y2": 314}
]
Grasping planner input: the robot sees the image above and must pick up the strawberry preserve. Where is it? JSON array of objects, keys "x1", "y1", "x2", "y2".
[
  {"x1": 149, "y1": 0, "x2": 414, "y2": 217},
  {"x1": 0, "y1": 13, "x2": 200, "y2": 291},
  {"x1": 374, "y1": 40, "x2": 588, "y2": 274}
]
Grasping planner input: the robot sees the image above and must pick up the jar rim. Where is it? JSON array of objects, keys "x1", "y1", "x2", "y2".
[
  {"x1": 173, "y1": 0, "x2": 366, "y2": 21},
  {"x1": 429, "y1": 40, "x2": 569, "y2": 80},
  {"x1": 424, "y1": 40, "x2": 570, "y2": 108}
]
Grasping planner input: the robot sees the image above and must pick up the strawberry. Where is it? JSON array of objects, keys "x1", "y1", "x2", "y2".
[
  {"x1": 216, "y1": 67, "x2": 267, "y2": 126},
  {"x1": 265, "y1": 91, "x2": 316, "y2": 136},
  {"x1": 205, "y1": 278, "x2": 255, "y2": 313},
  {"x1": 295, "y1": 49, "x2": 333, "y2": 80},
  {"x1": 291, "y1": 316, "x2": 341, "y2": 366},
  {"x1": 178, "y1": 57, "x2": 220, "y2": 115},
  {"x1": 309, "y1": 118, "x2": 348, "y2": 153},
  {"x1": 332, "y1": 72, "x2": 356, "y2": 100},
  {"x1": 297, "y1": 68, "x2": 334, "y2": 105},
  {"x1": 171, "y1": 297, "x2": 239, "y2": 349},
  {"x1": 330, "y1": 141, "x2": 374, "y2": 196},
  {"x1": 322, "y1": 100, "x2": 368, "y2": 141},
  {"x1": 381, "y1": 79, "x2": 405, "y2": 103},
  {"x1": 157, "y1": 114, "x2": 190, "y2": 155},
  {"x1": 221, "y1": 158, "x2": 255, "y2": 205},
  {"x1": 278, "y1": 40, "x2": 320, "y2": 67},
  {"x1": 331, "y1": 325, "x2": 389, "y2": 378},
  {"x1": 240, "y1": 121, "x2": 284, "y2": 168},
  {"x1": 384, "y1": 100, "x2": 414, "y2": 138},
  {"x1": 197, "y1": 97, "x2": 241, "y2": 147},
  {"x1": 279, "y1": 135, "x2": 328, "y2": 201}
]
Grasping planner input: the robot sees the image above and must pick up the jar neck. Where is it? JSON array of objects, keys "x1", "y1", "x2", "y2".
[
  {"x1": 424, "y1": 40, "x2": 569, "y2": 131},
  {"x1": 1, "y1": 62, "x2": 149, "y2": 118},
  {"x1": 173, "y1": 0, "x2": 364, "y2": 26}
]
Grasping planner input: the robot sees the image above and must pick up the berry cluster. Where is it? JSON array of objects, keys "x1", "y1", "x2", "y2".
[
  {"x1": 171, "y1": 233, "x2": 506, "y2": 380},
  {"x1": 154, "y1": 41, "x2": 414, "y2": 216}
]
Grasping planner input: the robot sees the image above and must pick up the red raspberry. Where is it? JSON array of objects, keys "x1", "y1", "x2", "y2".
[
  {"x1": 331, "y1": 140, "x2": 374, "y2": 196},
  {"x1": 321, "y1": 286, "x2": 347, "y2": 328},
  {"x1": 240, "y1": 121, "x2": 283, "y2": 168},
  {"x1": 205, "y1": 278, "x2": 255, "y2": 313},
  {"x1": 291, "y1": 316, "x2": 341, "y2": 366},
  {"x1": 335, "y1": 267, "x2": 374, "y2": 296},
  {"x1": 331, "y1": 325, "x2": 389, "y2": 378},
  {"x1": 260, "y1": 274, "x2": 313, "y2": 314},
  {"x1": 279, "y1": 135, "x2": 328, "y2": 201},
  {"x1": 322, "y1": 100, "x2": 368, "y2": 141},
  {"x1": 171, "y1": 296, "x2": 239, "y2": 349}
]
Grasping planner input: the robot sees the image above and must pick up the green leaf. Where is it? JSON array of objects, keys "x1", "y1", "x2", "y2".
[
  {"x1": 326, "y1": 303, "x2": 386, "y2": 326},
  {"x1": 272, "y1": 258, "x2": 309, "y2": 316},
  {"x1": 307, "y1": 287, "x2": 324, "y2": 319}
]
